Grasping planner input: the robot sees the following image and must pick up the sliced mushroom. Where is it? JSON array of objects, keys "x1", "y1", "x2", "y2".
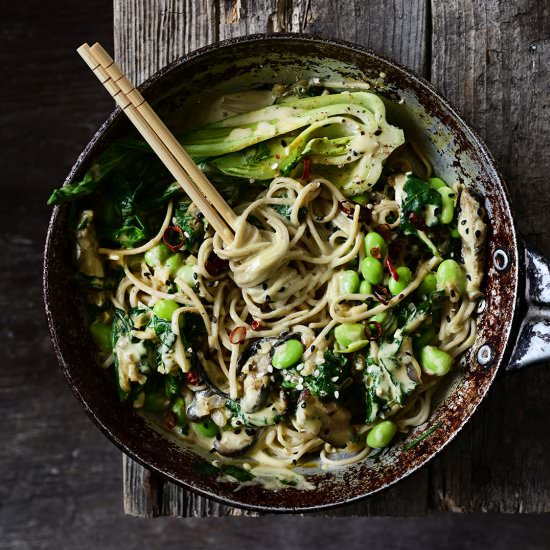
[
  {"x1": 240, "y1": 344, "x2": 272, "y2": 413},
  {"x1": 457, "y1": 189, "x2": 487, "y2": 300},
  {"x1": 214, "y1": 428, "x2": 256, "y2": 457},
  {"x1": 186, "y1": 390, "x2": 225, "y2": 422},
  {"x1": 295, "y1": 390, "x2": 354, "y2": 448},
  {"x1": 233, "y1": 390, "x2": 288, "y2": 428}
]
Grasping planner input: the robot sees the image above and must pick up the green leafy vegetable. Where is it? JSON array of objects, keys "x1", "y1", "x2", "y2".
[
  {"x1": 173, "y1": 201, "x2": 206, "y2": 253},
  {"x1": 398, "y1": 290, "x2": 446, "y2": 334},
  {"x1": 303, "y1": 350, "x2": 351, "y2": 398},
  {"x1": 399, "y1": 175, "x2": 443, "y2": 256},
  {"x1": 402, "y1": 422, "x2": 442, "y2": 450},
  {"x1": 191, "y1": 461, "x2": 254, "y2": 482}
]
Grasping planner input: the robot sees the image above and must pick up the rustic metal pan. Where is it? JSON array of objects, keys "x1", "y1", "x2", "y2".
[{"x1": 43, "y1": 34, "x2": 550, "y2": 512}]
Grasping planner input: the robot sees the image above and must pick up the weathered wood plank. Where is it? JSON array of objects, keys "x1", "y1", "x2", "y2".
[
  {"x1": 430, "y1": 0, "x2": 550, "y2": 513},
  {"x1": 114, "y1": 0, "x2": 430, "y2": 518}
]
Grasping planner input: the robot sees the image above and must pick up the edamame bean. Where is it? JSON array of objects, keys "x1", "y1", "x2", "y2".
[
  {"x1": 194, "y1": 418, "x2": 219, "y2": 437},
  {"x1": 359, "y1": 280, "x2": 372, "y2": 295},
  {"x1": 371, "y1": 311, "x2": 388, "y2": 324},
  {"x1": 165, "y1": 253, "x2": 183, "y2": 274},
  {"x1": 143, "y1": 392, "x2": 170, "y2": 413},
  {"x1": 176, "y1": 264, "x2": 196, "y2": 288},
  {"x1": 436, "y1": 259, "x2": 466, "y2": 297},
  {"x1": 420, "y1": 345, "x2": 453, "y2": 376},
  {"x1": 272, "y1": 339, "x2": 304, "y2": 369},
  {"x1": 413, "y1": 325, "x2": 436, "y2": 350},
  {"x1": 437, "y1": 187, "x2": 456, "y2": 224},
  {"x1": 171, "y1": 397, "x2": 187, "y2": 426},
  {"x1": 334, "y1": 323, "x2": 366, "y2": 349},
  {"x1": 416, "y1": 272, "x2": 438, "y2": 298},
  {"x1": 144, "y1": 243, "x2": 171, "y2": 267},
  {"x1": 428, "y1": 177, "x2": 447, "y2": 189},
  {"x1": 366, "y1": 420, "x2": 397, "y2": 449},
  {"x1": 361, "y1": 257, "x2": 384, "y2": 285},
  {"x1": 364, "y1": 231, "x2": 387, "y2": 258},
  {"x1": 89, "y1": 320, "x2": 112, "y2": 353},
  {"x1": 388, "y1": 266, "x2": 412, "y2": 295},
  {"x1": 153, "y1": 299, "x2": 179, "y2": 321},
  {"x1": 338, "y1": 270, "x2": 360, "y2": 295}
]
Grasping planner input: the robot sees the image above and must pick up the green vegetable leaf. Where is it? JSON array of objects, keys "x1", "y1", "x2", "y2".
[
  {"x1": 397, "y1": 290, "x2": 446, "y2": 334},
  {"x1": 302, "y1": 350, "x2": 351, "y2": 398},
  {"x1": 399, "y1": 175, "x2": 442, "y2": 256},
  {"x1": 173, "y1": 201, "x2": 205, "y2": 253}
]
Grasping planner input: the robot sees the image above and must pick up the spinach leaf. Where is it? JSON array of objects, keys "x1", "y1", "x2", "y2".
[
  {"x1": 302, "y1": 350, "x2": 351, "y2": 398},
  {"x1": 111, "y1": 308, "x2": 132, "y2": 401},
  {"x1": 173, "y1": 201, "x2": 205, "y2": 253},
  {"x1": 151, "y1": 315, "x2": 177, "y2": 371},
  {"x1": 271, "y1": 204, "x2": 307, "y2": 221},
  {"x1": 399, "y1": 175, "x2": 442, "y2": 256},
  {"x1": 397, "y1": 290, "x2": 446, "y2": 334}
]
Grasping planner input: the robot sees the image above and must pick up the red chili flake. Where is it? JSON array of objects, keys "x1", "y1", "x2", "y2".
[
  {"x1": 163, "y1": 226, "x2": 185, "y2": 252},
  {"x1": 163, "y1": 410, "x2": 178, "y2": 430},
  {"x1": 385, "y1": 256, "x2": 399, "y2": 281},
  {"x1": 408, "y1": 212, "x2": 426, "y2": 230},
  {"x1": 229, "y1": 326, "x2": 247, "y2": 344},
  {"x1": 370, "y1": 246, "x2": 382, "y2": 259},
  {"x1": 186, "y1": 370, "x2": 201, "y2": 385},
  {"x1": 373, "y1": 285, "x2": 391, "y2": 304},
  {"x1": 366, "y1": 321, "x2": 383, "y2": 341},
  {"x1": 275, "y1": 154, "x2": 281, "y2": 159},
  {"x1": 375, "y1": 224, "x2": 392, "y2": 241},
  {"x1": 301, "y1": 158, "x2": 311, "y2": 181},
  {"x1": 205, "y1": 253, "x2": 230, "y2": 276},
  {"x1": 250, "y1": 319, "x2": 263, "y2": 331}
]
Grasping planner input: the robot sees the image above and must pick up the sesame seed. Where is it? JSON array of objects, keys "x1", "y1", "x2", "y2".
[{"x1": 334, "y1": 390, "x2": 340, "y2": 399}]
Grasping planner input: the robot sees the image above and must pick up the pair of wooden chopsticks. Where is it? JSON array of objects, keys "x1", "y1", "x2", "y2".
[{"x1": 77, "y1": 42, "x2": 236, "y2": 244}]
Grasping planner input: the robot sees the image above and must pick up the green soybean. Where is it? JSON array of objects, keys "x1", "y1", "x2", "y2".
[
  {"x1": 143, "y1": 392, "x2": 170, "y2": 413},
  {"x1": 176, "y1": 264, "x2": 196, "y2": 288},
  {"x1": 359, "y1": 280, "x2": 373, "y2": 295},
  {"x1": 420, "y1": 345, "x2": 453, "y2": 376},
  {"x1": 364, "y1": 231, "x2": 387, "y2": 258},
  {"x1": 436, "y1": 259, "x2": 466, "y2": 297},
  {"x1": 153, "y1": 299, "x2": 179, "y2": 321},
  {"x1": 367, "y1": 420, "x2": 397, "y2": 449},
  {"x1": 388, "y1": 266, "x2": 412, "y2": 295},
  {"x1": 144, "y1": 243, "x2": 171, "y2": 267},
  {"x1": 334, "y1": 323, "x2": 365, "y2": 348},
  {"x1": 165, "y1": 253, "x2": 183, "y2": 274},
  {"x1": 416, "y1": 272, "x2": 438, "y2": 298},
  {"x1": 361, "y1": 257, "x2": 384, "y2": 285},
  {"x1": 428, "y1": 177, "x2": 447, "y2": 190},
  {"x1": 437, "y1": 187, "x2": 456, "y2": 224},
  {"x1": 89, "y1": 320, "x2": 112, "y2": 353},
  {"x1": 338, "y1": 270, "x2": 360, "y2": 295},
  {"x1": 272, "y1": 339, "x2": 304, "y2": 369},
  {"x1": 193, "y1": 418, "x2": 219, "y2": 438},
  {"x1": 171, "y1": 397, "x2": 187, "y2": 426}
]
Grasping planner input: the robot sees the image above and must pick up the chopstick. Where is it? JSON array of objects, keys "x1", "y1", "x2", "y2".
[{"x1": 77, "y1": 42, "x2": 236, "y2": 245}]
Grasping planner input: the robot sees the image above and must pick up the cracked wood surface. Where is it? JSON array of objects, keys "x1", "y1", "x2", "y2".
[{"x1": 114, "y1": 0, "x2": 550, "y2": 518}]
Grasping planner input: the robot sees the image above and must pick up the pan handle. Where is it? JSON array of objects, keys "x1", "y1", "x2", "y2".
[{"x1": 506, "y1": 240, "x2": 550, "y2": 371}]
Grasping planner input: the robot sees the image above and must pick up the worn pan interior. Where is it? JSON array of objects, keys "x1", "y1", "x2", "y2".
[{"x1": 44, "y1": 35, "x2": 519, "y2": 512}]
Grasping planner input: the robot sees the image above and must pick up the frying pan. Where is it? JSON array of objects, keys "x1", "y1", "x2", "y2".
[{"x1": 43, "y1": 34, "x2": 550, "y2": 512}]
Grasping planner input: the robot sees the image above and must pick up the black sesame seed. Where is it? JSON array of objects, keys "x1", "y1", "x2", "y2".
[
  {"x1": 475, "y1": 229, "x2": 481, "y2": 238},
  {"x1": 234, "y1": 428, "x2": 241, "y2": 435},
  {"x1": 374, "y1": 128, "x2": 382, "y2": 136},
  {"x1": 477, "y1": 208, "x2": 482, "y2": 216},
  {"x1": 266, "y1": 295, "x2": 271, "y2": 303},
  {"x1": 446, "y1": 316, "x2": 451, "y2": 322},
  {"x1": 246, "y1": 429, "x2": 255, "y2": 436},
  {"x1": 449, "y1": 193, "x2": 456, "y2": 198},
  {"x1": 466, "y1": 274, "x2": 472, "y2": 281},
  {"x1": 215, "y1": 433, "x2": 221, "y2": 440},
  {"x1": 281, "y1": 139, "x2": 287, "y2": 147},
  {"x1": 193, "y1": 273, "x2": 198, "y2": 280},
  {"x1": 461, "y1": 219, "x2": 467, "y2": 225},
  {"x1": 165, "y1": 280, "x2": 171, "y2": 285},
  {"x1": 301, "y1": 402, "x2": 307, "y2": 409},
  {"x1": 262, "y1": 283, "x2": 268, "y2": 290},
  {"x1": 465, "y1": 228, "x2": 470, "y2": 234},
  {"x1": 450, "y1": 290, "x2": 456, "y2": 298}
]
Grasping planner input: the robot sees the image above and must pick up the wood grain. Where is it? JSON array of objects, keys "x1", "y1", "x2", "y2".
[
  {"x1": 114, "y1": 0, "x2": 431, "y2": 518},
  {"x1": 429, "y1": 0, "x2": 550, "y2": 513}
]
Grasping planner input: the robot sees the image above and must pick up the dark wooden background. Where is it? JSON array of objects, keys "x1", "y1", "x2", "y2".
[{"x1": 1, "y1": 0, "x2": 549, "y2": 547}]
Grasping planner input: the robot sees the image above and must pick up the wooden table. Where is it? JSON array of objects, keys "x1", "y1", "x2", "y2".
[{"x1": 112, "y1": 0, "x2": 550, "y2": 517}]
